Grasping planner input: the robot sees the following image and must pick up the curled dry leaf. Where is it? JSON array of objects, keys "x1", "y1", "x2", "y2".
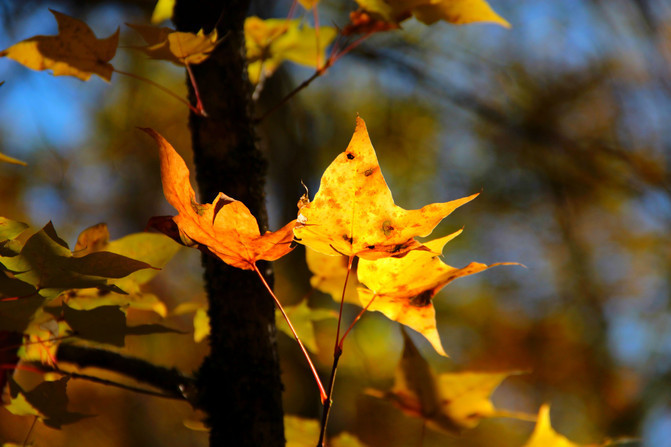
[
  {"x1": 0, "y1": 9, "x2": 119, "y2": 81},
  {"x1": 357, "y1": 230, "x2": 520, "y2": 356},
  {"x1": 142, "y1": 128, "x2": 295, "y2": 270},
  {"x1": 294, "y1": 116, "x2": 478, "y2": 260}
]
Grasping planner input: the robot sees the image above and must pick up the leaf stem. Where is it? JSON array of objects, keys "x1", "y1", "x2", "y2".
[
  {"x1": 338, "y1": 291, "x2": 377, "y2": 348},
  {"x1": 252, "y1": 263, "x2": 327, "y2": 403},
  {"x1": 256, "y1": 30, "x2": 374, "y2": 123},
  {"x1": 23, "y1": 415, "x2": 37, "y2": 447},
  {"x1": 184, "y1": 62, "x2": 208, "y2": 117},
  {"x1": 113, "y1": 69, "x2": 203, "y2": 116},
  {"x1": 317, "y1": 255, "x2": 354, "y2": 446}
]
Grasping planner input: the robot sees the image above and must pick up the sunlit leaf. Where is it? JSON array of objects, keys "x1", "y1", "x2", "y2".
[
  {"x1": 353, "y1": 0, "x2": 510, "y2": 27},
  {"x1": 0, "y1": 217, "x2": 28, "y2": 243},
  {"x1": 7, "y1": 376, "x2": 90, "y2": 429},
  {"x1": 245, "y1": 17, "x2": 337, "y2": 84},
  {"x1": 151, "y1": 0, "x2": 176, "y2": 23},
  {"x1": 143, "y1": 128, "x2": 296, "y2": 270},
  {"x1": 192, "y1": 307, "x2": 209, "y2": 343},
  {"x1": 276, "y1": 299, "x2": 337, "y2": 353},
  {"x1": 0, "y1": 152, "x2": 27, "y2": 166},
  {"x1": 0, "y1": 9, "x2": 119, "y2": 81},
  {"x1": 173, "y1": 301, "x2": 209, "y2": 342},
  {"x1": 284, "y1": 415, "x2": 369, "y2": 447},
  {"x1": 357, "y1": 230, "x2": 519, "y2": 356},
  {"x1": 305, "y1": 248, "x2": 361, "y2": 305},
  {"x1": 294, "y1": 116, "x2": 478, "y2": 260},
  {"x1": 17, "y1": 309, "x2": 68, "y2": 365},
  {"x1": 368, "y1": 332, "x2": 527, "y2": 433},
  {"x1": 128, "y1": 24, "x2": 220, "y2": 65}
]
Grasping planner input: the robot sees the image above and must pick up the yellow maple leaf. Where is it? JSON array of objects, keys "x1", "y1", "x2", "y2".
[
  {"x1": 294, "y1": 116, "x2": 478, "y2": 260},
  {"x1": 0, "y1": 9, "x2": 119, "y2": 81},
  {"x1": 368, "y1": 332, "x2": 528, "y2": 433},
  {"x1": 523, "y1": 405, "x2": 584, "y2": 447},
  {"x1": 142, "y1": 128, "x2": 295, "y2": 270},
  {"x1": 127, "y1": 23, "x2": 220, "y2": 65},
  {"x1": 151, "y1": 0, "x2": 176, "y2": 24},
  {"x1": 305, "y1": 247, "x2": 361, "y2": 305},
  {"x1": 354, "y1": 0, "x2": 510, "y2": 28},
  {"x1": 357, "y1": 230, "x2": 518, "y2": 356},
  {"x1": 245, "y1": 17, "x2": 337, "y2": 84}
]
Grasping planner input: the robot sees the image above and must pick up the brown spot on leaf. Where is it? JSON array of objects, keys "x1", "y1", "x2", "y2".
[
  {"x1": 364, "y1": 167, "x2": 374, "y2": 176},
  {"x1": 409, "y1": 290, "x2": 433, "y2": 307},
  {"x1": 382, "y1": 220, "x2": 394, "y2": 236}
]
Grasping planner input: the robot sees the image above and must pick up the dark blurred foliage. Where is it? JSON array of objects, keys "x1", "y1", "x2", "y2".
[{"x1": 1, "y1": 0, "x2": 671, "y2": 446}]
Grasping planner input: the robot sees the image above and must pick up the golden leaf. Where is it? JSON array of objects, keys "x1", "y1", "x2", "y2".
[
  {"x1": 245, "y1": 17, "x2": 337, "y2": 84},
  {"x1": 0, "y1": 9, "x2": 119, "y2": 81},
  {"x1": 354, "y1": 0, "x2": 510, "y2": 28},
  {"x1": 357, "y1": 230, "x2": 519, "y2": 356},
  {"x1": 294, "y1": 116, "x2": 478, "y2": 260}
]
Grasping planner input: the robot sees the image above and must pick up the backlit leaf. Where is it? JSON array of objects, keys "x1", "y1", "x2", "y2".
[
  {"x1": 357, "y1": 230, "x2": 518, "y2": 356},
  {"x1": 0, "y1": 9, "x2": 119, "y2": 81},
  {"x1": 151, "y1": 0, "x2": 176, "y2": 23},
  {"x1": 245, "y1": 17, "x2": 337, "y2": 84},
  {"x1": 128, "y1": 24, "x2": 220, "y2": 65},
  {"x1": 275, "y1": 299, "x2": 337, "y2": 353},
  {"x1": 0, "y1": 218, "x2": 28, "y2": 244},
  {"x1": 284, "y1": 415, "x2": 369, "y2": 447},
  {"x1": 523, "y1": 405, "x2": 582, "y2": 447},
  {"x1": 305, "y1": 248, "x2": 361, "y2": 305},
  {"x1": 368, "y1": 332, "x2": 525, "y2": 433},
  {"x1": 143, "y1": 128, "x2": 296, "y2": 270},
  {"x1": 0, "y1": 222, "x2": 154, "y2": 298},
  {"x1": 0, "y1": 152, "x2": 26, "y2": 166},
  {"x1": 353, "y1": 0, "x2": 510, "y2": 27},
  {"x1": 294, "y1": 116, "x2": 478, "y2": 260}
]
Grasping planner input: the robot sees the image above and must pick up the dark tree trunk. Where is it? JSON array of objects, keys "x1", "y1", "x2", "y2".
[{"x1": 172, "y1": 2, "x2": 285, "y2": 446}]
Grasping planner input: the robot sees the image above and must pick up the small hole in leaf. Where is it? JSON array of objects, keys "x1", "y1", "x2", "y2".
[{"x1": 346, "y1": 153, "x2": 355, "y2": 160}]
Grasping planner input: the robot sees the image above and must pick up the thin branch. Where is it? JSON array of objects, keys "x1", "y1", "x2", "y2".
[
  {"x1": 30, "y1": 363, "x2": 186, "y2": 401},
  {"x1": 56, "y1": 344, "x2": 195, "y2": 402},
  {"x1": 338, "y1": 291, "x2": 377, "y2": 348}
]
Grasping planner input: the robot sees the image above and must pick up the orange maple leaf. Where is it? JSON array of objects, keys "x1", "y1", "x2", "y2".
[
  {"x1": 294, "y1": 116, "x2": 478, "y2": 260},
  {"x1": 357, "y1": 230, "x2": 520, "y2": 356},
  {"x1": 142, "y1": 128, "x2": 295, "y2": 270}
]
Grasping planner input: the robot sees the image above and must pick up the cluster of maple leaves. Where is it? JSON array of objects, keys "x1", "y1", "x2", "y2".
[{"x1": 0, "y1": 1, "x2": 623, "y2": 446}]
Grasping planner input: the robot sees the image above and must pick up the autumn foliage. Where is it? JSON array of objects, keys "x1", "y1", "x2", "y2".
[{"x1": 0, "y1": 1, "x2": 637, "y2": 447}]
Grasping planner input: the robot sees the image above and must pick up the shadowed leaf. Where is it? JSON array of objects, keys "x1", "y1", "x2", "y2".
[
  {"x1": 368, "y1": 332, "x2": 528, "y2": 433},
  {"x1": 7, "y1": 376, "x2": 91, "y2": 429}
]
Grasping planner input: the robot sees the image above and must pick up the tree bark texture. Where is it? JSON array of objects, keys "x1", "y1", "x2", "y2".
[{"x1": 173, "y1": 2, "x2": 285, "y2": 446}]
